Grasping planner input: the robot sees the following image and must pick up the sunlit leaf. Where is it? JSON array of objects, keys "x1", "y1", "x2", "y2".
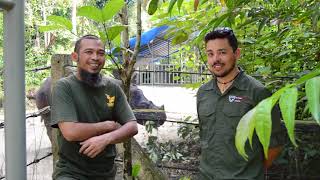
[
  {"x1": 112, "y1": 35, "x2": 121, "y2": 47},
  {"x1": 147, "y1": 0, "x2": 159, "y2": 15},
  {"x1": 78, "y1": 6, "x2": 103, "y2": 22},
  {"x1": 295, "y1": 69, "x2": 320, "y2": 85},
  {"x1": 248, "y1": 108, "x2": 257, "y2": 148},
  {"x1": 305, "y1": 77, "x2": 320, "y2": 123},
  {"x1": 213, "y1": 12, "x2": 230, "y2": 27},
  {"x1": 168, "y1": 0, "x2": 178, "y2": 13},
  {"x1": 132, "y1": 163, "x2": 141, "y2": 177},
  {"x1": 172, "y1": 30, "x2": 188, "y2": 45},
  {"x1": 106, "y1": 25, "x2": 126, "y2": 41},
  {"x1": 255, "y1": 97, "x2": 273, "y2": 159},
  {"x1": 177, "y1": 0, "x2": 184, "y2": 12},
  {"x1": 279, "y1": 87, "x2": 298, "y2": 147},
  {"x1": 38, "y1": 25, "x2": 65, "y2": 32},
  {"x1": 98, "y1": 31, "x2": 107, "y2": 44},
  {"x1": 272, "y1": 85, "x2": 292, "y2": 104},
  {"x1": 235, "y1": 108, "x2": 256, "y2": 160},
  {"x1": 220, "y1": 0, "x2": 226, "y2": 6},
  {"x1": 102, "y1": 0, "x2": 125, "y2": 22},
  {"x1": 47, "y1": 15, "x2": 72, "y2": 31}
]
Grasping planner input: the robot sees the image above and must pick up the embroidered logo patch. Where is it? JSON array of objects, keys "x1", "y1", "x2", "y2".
[
  {"x1": 106, "y1": 94, "x2": 115, "y2": 108},
  {"x1": 229, "y1": 95, "x2": 243, "y2": 103}
]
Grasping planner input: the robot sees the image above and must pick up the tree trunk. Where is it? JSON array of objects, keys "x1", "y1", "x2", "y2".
[{"x1": 120, "y1": 1, "x2": 142, "y2": 179}]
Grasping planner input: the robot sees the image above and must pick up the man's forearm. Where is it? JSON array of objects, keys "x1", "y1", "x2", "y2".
[
  {"x1": 58, "y1": 120, "x2": 118, "y2": 141},
  {"x1": 100, "y1": 121, "x2": 138, "y2": 145}
]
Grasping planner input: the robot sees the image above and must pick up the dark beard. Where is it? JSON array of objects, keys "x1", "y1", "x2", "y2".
[
  {"x1": 79, "y1": 68, "x2": 103, "y2": 87},
  {"x1": 211, "y1": 58, "x2": 236, "y2": 78}
]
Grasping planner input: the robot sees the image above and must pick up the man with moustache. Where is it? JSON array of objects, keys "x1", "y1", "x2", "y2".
[
  {"x1": 51, "y1": 35, "x2": 138, "y2": 180},
  {"x1": 197, "y1": 27, "x2": 283, "y2": 180}
]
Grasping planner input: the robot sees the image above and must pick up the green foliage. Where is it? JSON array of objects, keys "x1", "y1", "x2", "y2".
[
  {"x1": 168, "y1": 0, "x2": 178, "y2": 14},
  {"x1": 236, "y1": 69, "x2": 320, "y2": 159},
  {"x1": 235, "y1": 108, "x2": 256, "y2": 160},
  {"x1": 39, "y1": 15, "x2": 72, "y2": 32},
  {"x1": 147, "y1": 0, "x2": 320, "y2": 159},
  {"x1": 179, "y1": 176, "x2": 191, "y2": 180},
  {"x1": 147, "y1": 0, "x2": 159, "y2": 15},
  {"x1": 255, "y1": 97, "x2": 273, "y2": 158},
  {"x1": 132, "y1": 163, "x2": 141, "y2": 177},
  {"x1": 305, "y1": 77, "x2": 320, "y2": 123},
  {"x1": 279, "y1": 87, "x2": 298, "y2": 147},
  {"x1": 78, "y1": 1, "x2": 124, "y2": 23},
  {"x1": 101, "y1": 0, "x2": 125, "y2": 22},
  {"x1": 106, "y1": 25, "x2": 126, "y2": 41},
  {"x1": 78, "y1": 6, "x2": 104, "y2": 22},
  {"x1": 40, "y1": 1, "x2": 126, "y2": 56}
]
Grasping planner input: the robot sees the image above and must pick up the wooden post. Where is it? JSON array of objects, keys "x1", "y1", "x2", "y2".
[{"x1": 50, "y1": 54, "x2": 73, "y2": 168}]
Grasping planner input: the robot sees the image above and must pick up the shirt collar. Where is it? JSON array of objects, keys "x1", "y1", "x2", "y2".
[{"x1": 231, "y1": 68, "x2": 249, "y2": 91}]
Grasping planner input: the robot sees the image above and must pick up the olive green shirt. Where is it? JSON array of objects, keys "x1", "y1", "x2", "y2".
[
  {"x1": 197, "y1": 69, "x2": 283, "y2": 180},
  {"x1": 51, "y1": 74, "x2": 136, "y2": 179}
]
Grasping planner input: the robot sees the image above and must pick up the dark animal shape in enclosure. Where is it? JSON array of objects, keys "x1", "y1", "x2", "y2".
[{"x1": 35, "y1": 77, "x2": 166, "y2": 142}]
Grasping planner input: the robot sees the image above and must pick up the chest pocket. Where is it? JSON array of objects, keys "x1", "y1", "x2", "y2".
[
  {"x1": 198, "y1": 103, "x2": 216, "y2": 149},
  {"x1": 222, "y1": 101, "x2": 253, "y2": 132}
]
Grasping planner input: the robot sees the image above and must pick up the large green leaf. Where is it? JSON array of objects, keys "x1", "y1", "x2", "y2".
[
  {"x1": 106, "y1": 25, "x2": 126, "y2": 41},
  {"x1": 279, "y1": 87, "x2": 298, "y2": 147},
  {"x1": 102, "y1": 0, "x2": 125, "y2": 22},
  {"x1": 235, "y1": 108, "x2": 256, "y2": 160},
  {"x1": 271, "y1": 85, "x2": 292, "y2": 105},
  {"x1": 295, "y1": 69, "x2": 320, "y2": 85},
  {"x1": 255, "y1": 97, "x2": 273, "y2": 159},
  {"x1": 172, "y1": 30, "x2": 188, "y2": 45},
  {"x1": 248, "y1": 107, "x2": 257, "y2": 148},
  {"x1": 168, "y1": 0, "x2": 178, "y2": 14},
  {"x1": 305, "y1": 77, "x2": 320, "y2": 123},
  {"x1": 38, "y1": 25, "x2": 66, "y2": 32},
  {"x1": 177, "y1": 0, "x2": 184, "y2": 12},
  {"x1": 99, "y1": 31, "x2": 107, "y2": 45},
  {"x1": 47, "y1": 15, "x2": 72, "y2": 31},
  {"x1": 78, "y1": 6, "x2": 103, "y2": 23},
  {"x1": 112, "y1": 35, "x2": 121, "y2": 47},
  {"x1": 147, "y1": 0, "x2": 159, "y2": 15}
]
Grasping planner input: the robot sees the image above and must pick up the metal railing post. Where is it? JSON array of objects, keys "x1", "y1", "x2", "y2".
[{"x1": 2, "y1": 0, "x2": 26, "y2": 179}]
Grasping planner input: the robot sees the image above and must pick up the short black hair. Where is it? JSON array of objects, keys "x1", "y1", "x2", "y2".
[
  {"x1": 204, "y1": 27, "x2": 238, "y2": 52},
  {"x1": 74, "y1": 35, "x2": 102, "y2": 53}
]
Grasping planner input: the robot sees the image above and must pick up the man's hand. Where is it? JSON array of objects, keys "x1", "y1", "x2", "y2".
[{"x1": 79, "y1": 134, "x2": 111, "y2": 158}]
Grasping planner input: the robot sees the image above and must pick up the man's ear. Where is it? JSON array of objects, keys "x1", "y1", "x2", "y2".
[
  {"x1": 235, "y1": 48, "x2": 241, "y2": 60},
  {"x1": 71, "y1": 52, "x2": 78, "y2": 62}
]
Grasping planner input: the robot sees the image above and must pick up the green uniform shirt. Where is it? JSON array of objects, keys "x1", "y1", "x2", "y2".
[
  {"x1": 51, "y1": 74, "x2": 136, "y2": 179},
  {"x1": 197, "y1": 69, "x2": 283, "y2": 180}
]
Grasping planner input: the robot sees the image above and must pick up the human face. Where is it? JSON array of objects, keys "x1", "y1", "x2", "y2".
[
  {"x1": 72, "y1": 38, "x2": 105, "y2": 75},
  {"x1": 205, "y1": 38, "x2": 240, "y2": 78}
]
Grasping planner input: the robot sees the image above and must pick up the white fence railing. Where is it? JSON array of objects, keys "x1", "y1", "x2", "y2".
[{"x1": 136, "y1": 64, "x2": 209, "y2": 86}]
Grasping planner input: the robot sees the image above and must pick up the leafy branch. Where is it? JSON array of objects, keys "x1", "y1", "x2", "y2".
[{"x1": 236, "y1": 69, "x2": 320, "y2": 160}]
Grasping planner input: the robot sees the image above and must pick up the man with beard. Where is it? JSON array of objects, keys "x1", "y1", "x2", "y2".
[
  {"x1": 51, "y1": 35, "x2": 138, "y2": 180},
  {"x1": 197, "y1": 27, "x2": 283, "y2": 180}
]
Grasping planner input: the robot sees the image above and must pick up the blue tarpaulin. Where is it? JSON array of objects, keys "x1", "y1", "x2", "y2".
[{"x1": 129, "y1": 25, "x2": 168, "y2": 48}]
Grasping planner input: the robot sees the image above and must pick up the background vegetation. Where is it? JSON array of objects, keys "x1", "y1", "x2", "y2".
[{"x1": 0, "y1": 0, "x2": 319, "y2": 179}]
